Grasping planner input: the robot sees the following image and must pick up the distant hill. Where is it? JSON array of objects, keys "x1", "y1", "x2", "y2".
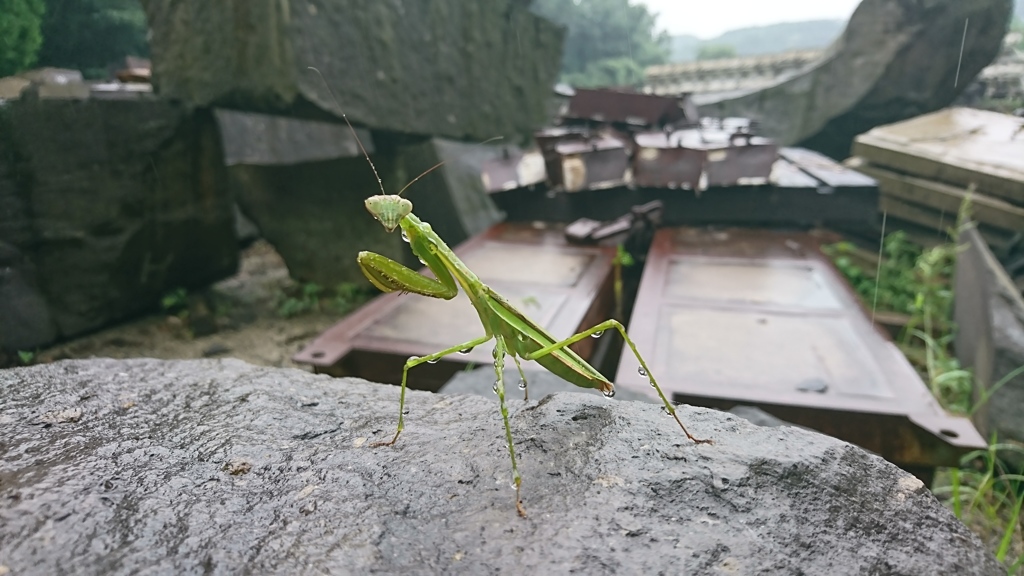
[{"x1": 669, "y1": 20, "x2": 847, "y2": 62}]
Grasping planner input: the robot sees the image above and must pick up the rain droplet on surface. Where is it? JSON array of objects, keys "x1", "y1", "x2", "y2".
[
  {"x1": 400, "y1": 230, "x2": 410, "y2": 243},
  {"x1": 408, "y1": 356, "x2": 420, "y2": 363},
  {"x1": 458, "y1": 347, "x2": 474, "y2": 355},
  {"x1": 427, "y1": 357, "x2": 440, "y2": 364},
  {"x1": 517, "y1": 379, "x2": 527, "y2": 390},
  {"x1": 492, "y1": 381, "x2": 499, "y2": 394},
  {"x1": 602, "y1": 388, "x2": 616, "y2": 398},
  {"x1": 591, "y1": 330, "x2": 604, "y2": 338},
  {"x1": 638, "y1": 366, "x2": 647, "y2": 377}
]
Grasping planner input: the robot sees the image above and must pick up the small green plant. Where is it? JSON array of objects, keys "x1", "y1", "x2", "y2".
[
  {"x1": 160, "y1": 287, "x2": 189, "y2": 314},
  {"x1": 17, "y1": 350, "x2": 35, "y2": 365},
  {"x1": 933, "y1": 440, "x2": 1024, "y2": 572},
  {"x1": 277, "y1": 282, "x2": 323, "y2": 318}
]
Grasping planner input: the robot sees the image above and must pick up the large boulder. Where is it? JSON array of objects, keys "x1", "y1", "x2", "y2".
[
  {"x1": 140, "y1": 0, "x2": 564, "y2": 142},
  {"x1": 226, "y1": 125, "x2": 504, "y2": 286},
  {"x1": 701, "y1": 0, "x2": 1014, "y2": 158},
  {"x1": 2, "y1": 97, "x2": 238, "y2": 342},
  {"x1": 0, "y1": 358, "x2": 1001, "y2": 574}
]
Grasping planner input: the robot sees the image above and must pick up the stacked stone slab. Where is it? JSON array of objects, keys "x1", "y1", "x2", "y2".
[{"x1": 0, "y1": 95, "x2": 238, "y2": 352}]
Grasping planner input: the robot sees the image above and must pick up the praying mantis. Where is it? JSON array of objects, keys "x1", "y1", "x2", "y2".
[{"x1": 309, "y1": 68, "x2": 711, "y2": 518}]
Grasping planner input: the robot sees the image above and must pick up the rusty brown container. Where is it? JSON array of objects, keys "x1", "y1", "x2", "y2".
[{"x1": 615, "y1": 227, "x2": 985, "y2": 480}]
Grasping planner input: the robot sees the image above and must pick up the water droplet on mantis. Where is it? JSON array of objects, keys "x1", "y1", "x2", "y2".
[
  {"x1": 638, "y1": 366, "x2": 647, "y2": 377},
  {"x1": 400, "y1": 230, "x2": 410, "y2": 243},
  {"x1": 517, "y1": 379, "x2": 526, "y2": 390},
  {"x1": 427, "y1": 357, "x2": 439, "y2": 364},
  {"x1": 492, "y1": 381, "x2": 499, "y2": 394},
  {"x1": 649, "y1": 380, "x2": 656, "y2": 388},
  {"x1": 458, "y1": 347, "x2": 474, "y2": 355},
  {"x1": 602, "y1": 388, "x2": 615, "y2": 399},
  {"x1": 408, "y1": 356, "x2": 420, "y2": 363},
  {"x1": 591, "y1": 330, "x2": 604, "y2": 338}
]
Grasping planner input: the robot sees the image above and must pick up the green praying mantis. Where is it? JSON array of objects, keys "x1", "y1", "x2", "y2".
[{"x1": 309, "y1": 68, "x2": 711, "y2": 518}]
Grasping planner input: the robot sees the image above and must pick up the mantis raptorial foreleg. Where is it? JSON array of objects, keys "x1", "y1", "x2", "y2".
[
  {"x1": 522, "y1": 319, "x2": 713, "y2": 445},
  {"x1": 491, "y1": 337, "x2": 526, "y2": 517},
  {"x1": 371, "y1": 333, "x2": 492, "y2": 448}
]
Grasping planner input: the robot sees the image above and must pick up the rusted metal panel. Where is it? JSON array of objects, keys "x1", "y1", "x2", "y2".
[
  {"x1": 551, "y1": 135, "x2": 631, "y2": 192},
  {"x1": 615, "y1": 227, "x2": 985, "y2": 469},
  {"x1": 563, "y1": 88, "x2": 696, "y2": 128},
  {"x1": 491, "y1": 147, "x2": 878, "y2": 228},
  {"x1": 293, "y1": 222, "x2": 617, "y2": 392},
  {"x1": 480, "y1": 147, "x2": 546, "y2": 193},
  {"x1": 632, "y1": 132, "x2": 705, "y2": 189}
]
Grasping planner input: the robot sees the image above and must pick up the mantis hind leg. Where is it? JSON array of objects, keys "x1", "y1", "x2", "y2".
[
  {"x1": 371, "y1": 334, "x2": 492, "y2": 448},
  {"x1": 521, "y1": 319, "x2": 712, "y2": 445},
  {"x1": 493, "y1": 337, "x2": 526, "y2": 517},
  {"x1": 511, "y1": 355, "x2": 529, "y2": 401}
]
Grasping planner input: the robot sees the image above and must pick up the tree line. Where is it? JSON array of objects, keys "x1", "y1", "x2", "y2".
[
  {"x1": 1, "y1": 0, "x2": 687, "y2": 89},
  {"x1": 0, "y1": 0, "x2": 148, "y2": 78}
]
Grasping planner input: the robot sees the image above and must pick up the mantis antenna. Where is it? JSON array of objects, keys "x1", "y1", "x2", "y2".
[
  {"x1": 308, "y1": 66, "x2": 387, "y2": 196},
  {"x1": 309, "y1": 67, "x2": 506, "y2": 198}
]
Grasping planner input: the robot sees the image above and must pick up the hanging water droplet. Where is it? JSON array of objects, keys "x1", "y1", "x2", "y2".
[
  {"x1": 458, "y1": 347, "x2": 474, "y2": 355},
  {"x1": 400, "y1": 230, "x2": 410, "y2": 243},
  {"x1": 492, "y1": 381, "x2": 499, "y2": 394},
  {"x1": 649, "y1": 380, "x2": 656, "y2": 388},
  {"x1": 517, "y1": 379, "x2": 527, "y2": 390},
  {"x1": 637, "y1": 366, "x2": 647, "y2": 377},
  {"x1": 402, "y1": 409, "x2": 410, "y2": 415},
  {"x1": 427, "y1": 357, "x2": 440, "y2": 364},
  {"x1": 591, "y1": 330, "x2": 604, "y2": 338},
  {"x1": 602, "y1": 388, "x2": 616, "y2": 399}
]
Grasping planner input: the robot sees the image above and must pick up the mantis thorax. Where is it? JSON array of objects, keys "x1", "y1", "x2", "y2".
[{"x1": 365, "y1": 194, "x2": 413, "y2": 233}]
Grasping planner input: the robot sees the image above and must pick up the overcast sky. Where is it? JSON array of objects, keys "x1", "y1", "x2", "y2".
[{"x1": 635, "y1": 0, "x2": 864, "y2": 38}]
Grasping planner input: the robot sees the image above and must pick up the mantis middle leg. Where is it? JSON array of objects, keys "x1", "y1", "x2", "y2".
[{"x1": 372, "y1": 333, "x2": 492, "y2": 448}]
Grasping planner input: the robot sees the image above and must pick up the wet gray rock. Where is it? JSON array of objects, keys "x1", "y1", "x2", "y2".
[
  {"x1": 702, "y1": 0, "x2": 1013, "y2": 158},
  {"x1": 3, "y1": 97, "x2": 238, "y2": 340},
  {"x1": 0, "y1": 358, "x2": 1000, "y2": 574},
  {"x1": 141, "y1": 0, "x2": 563, "y2": 142}
]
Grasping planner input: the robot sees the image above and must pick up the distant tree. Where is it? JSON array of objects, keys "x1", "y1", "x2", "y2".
[
  {"x1": 532, "y1": 0, "x2": 668, "y2": 88},
  {"x1": 36, "y1": 0, "x2": 148, "y2": 78},
  {"x1": 564, "y1": 57, "x2": 644, "y2": 89},
  {"x1": 0, "y1": 0, "x2": 45, "y2": 77},
  {"x1": 696, "y1": 43, "x2": 737, "y2": 61}
]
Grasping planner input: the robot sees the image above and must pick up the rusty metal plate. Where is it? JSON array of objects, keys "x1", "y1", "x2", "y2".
[
  {"x1": 615, "y1": 227, "x2": 985, "y2": 469},
  {"x1": 563, "y1": 88, "x2": 695, "y2": 128},
  {"x1": 293, "y1": 223, "x2": 617, "y2": 392}
]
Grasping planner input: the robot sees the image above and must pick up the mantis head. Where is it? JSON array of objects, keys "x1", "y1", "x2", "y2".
[{"x1": 365, "y1": 194, "x2": 413, "y2": 233}]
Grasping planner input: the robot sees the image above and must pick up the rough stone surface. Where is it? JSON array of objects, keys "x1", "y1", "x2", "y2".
[
  {"x1": 141, "y1": 0, "x2": 564, "y2": 142},
  {"x1": 0, "y1": 358, "x2": 1001, "y2": 575},
  {"x1": 4, "y1": 97, "x2": 238, "y2": 340},
  {"x1": 702, "y1": 0, "x2": 1013, "y2": 158}
]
